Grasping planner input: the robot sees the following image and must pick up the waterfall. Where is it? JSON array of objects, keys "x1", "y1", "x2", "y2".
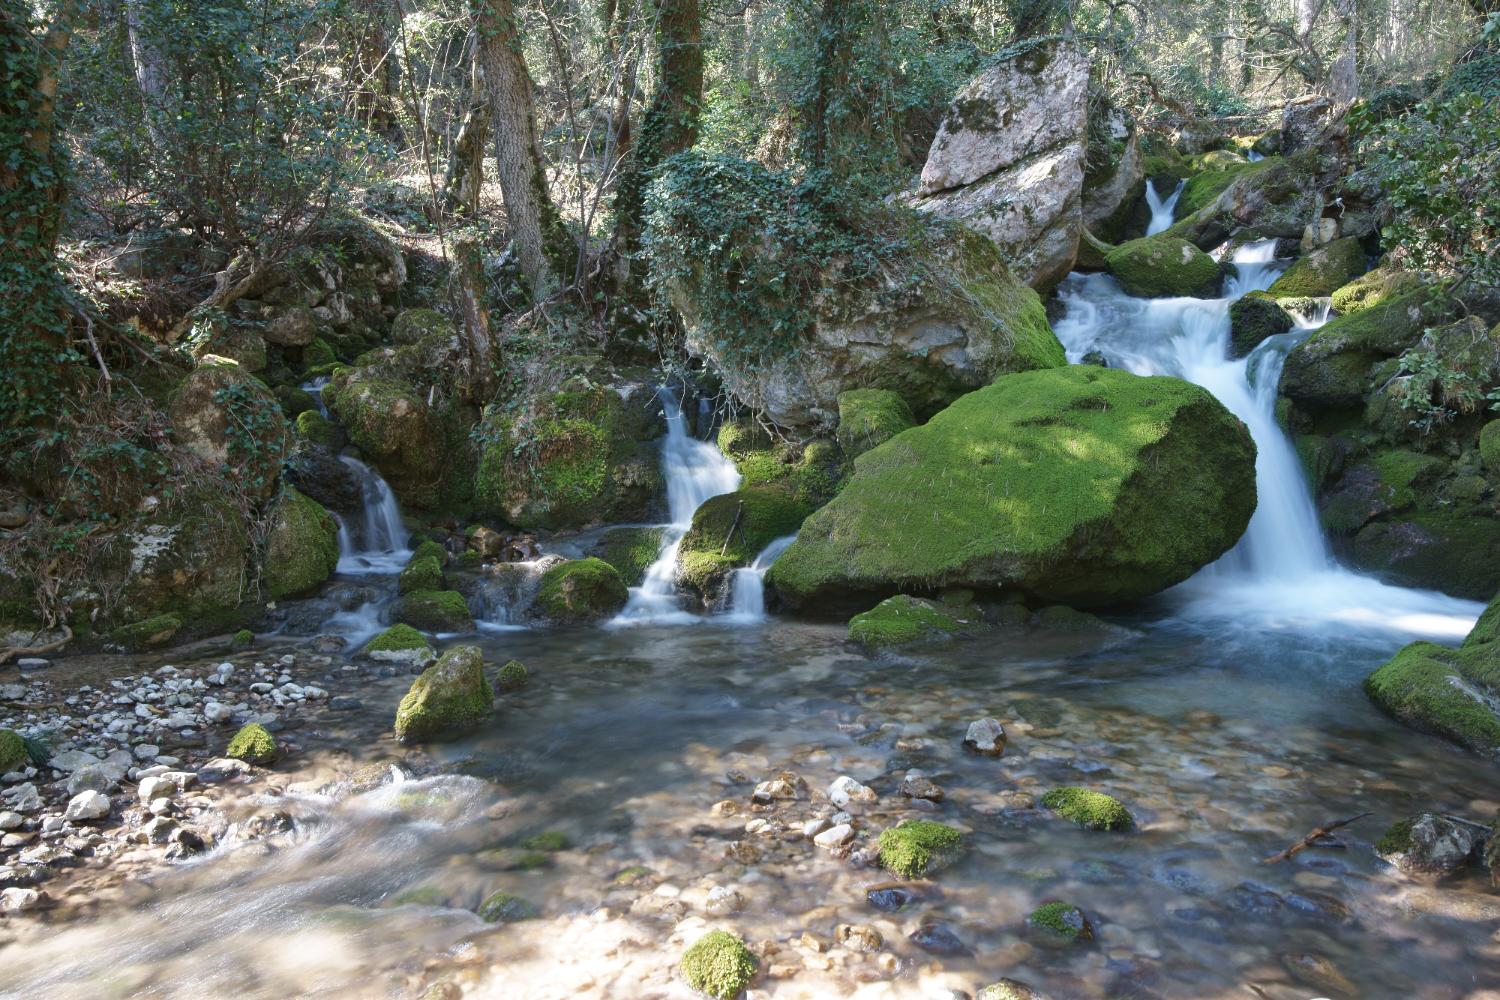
[
  {"x1": 1052, "y1": 242, "x2": 1480, "y2": 635},
  {"x1": 612, "y1": 389, "x2": 742, "y2": 625},
  {"x1": 1145, "y1": 178, "x2": 1185, "y2": 236},
  {"x1": 723, "y1": 535, "x2": 798, "y2": 623},
  {"x1": 334, "y1": 456, "x2": 411, "y2": 574}
]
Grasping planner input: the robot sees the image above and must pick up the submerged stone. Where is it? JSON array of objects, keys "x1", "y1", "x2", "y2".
[
  {"x1": 907, "y1": 920, "x2": 968, "y2": 955},
  {"x1": 977, "y1": 980, "x2": 1050, "y2": 1000},
  {"x1": 477, "y1": 890, "x2": 538, "y2": 923},
  {"x1": 496, "y1": 659, "x2": 528, "y2": 691},
  {"x1": 679, "y1": 929, "x2": 757, "y2": 999},
  {"x1": 1374, "y1": 813, "x2": 1477, "y2": 875},
  {"x1": 1027, "y1": 900, "x2": 1094, "y2": 943}
]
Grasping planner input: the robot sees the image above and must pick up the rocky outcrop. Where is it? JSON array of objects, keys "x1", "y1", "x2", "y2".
[
  {"x1": 909, "y1": 41, "x2": 1089, "y2": 289},
  {"x1": 169, "y1": 358, "x2": 287, "y2": 499},
  {"x1": 1081, "y1": 98, "x2": 1145, "y2": 242},
  {"x1": 769, "y1": 366, "x2": 1256, "y2": 611}
]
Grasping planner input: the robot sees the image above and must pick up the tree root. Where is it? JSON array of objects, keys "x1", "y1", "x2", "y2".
[{"x1": 0, "y1": 625, "x2": 74, "y2": 666}]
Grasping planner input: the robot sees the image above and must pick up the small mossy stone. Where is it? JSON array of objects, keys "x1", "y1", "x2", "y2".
[
  {"x1": 394, "y1": 645, "x2": 493, "y2": 743},
  {"x1": 477, "y1": 891, "x2": 539, "y2": 923},
  {"x1": 496, "y1": 659, "x2": 528, "y2": 691},
  {"x1": 593, "y1": 526, "x2": 667, "y2": 586},
  {"x1": 295, "y1": 409, "x2": 335, "y2": 446},
  {"x1": 1042, "y1": 787, "x2": 1133, "y2": 830},
  {"x1": 1268, "y1": 237, "x2": 1366, "y2": 298},
  {"x1": 1480, "y1": 420, "x2": 1500, "y2": 473},
  {"x1": 876, "y1": 820, "x2": 965, "y2": 878},
  {"x1": 521, "y1": 830, "x2": 570, "y2": 851},
  {"x1": 0, "y1": 729, "x2": 26, "y2": 774},
  {"x1": 837, "y1": 389, "x2": 915, "y2": 459},
  {"x1": 848, "y1": 595, "x2": 983, "y2": 648},
  {"x1": 679, "y1": 929, "x2": 758, "y2": 1000},
  {"x1": 364, "y1": 623, "x2": 433, "y2": 658},
  {"x1": 977, "y1": 980, "x2": 1048, "y2": 1000},
  {"x1": 398, "y1": 555, "x2": 445, "y2": 595},
  {"x1": 535, "y1": 558, "x2": 628, "y2": 623},
  {"x1": 396, "y1": 590, "x2": 474, "y2": 632},
  {"x1": 264, "y1": 487, "x2": 340, "y2": 600},
  {"x1": 226, "y1": 723, "x2": 278, "y2": 765},
  {"x1": 1105, "y1": 235, "x2": 1222, "y2": 298},
  {"x1": 1228, "y1": 293, "x2": 1294, "y2": 357},
  {"x1": 109, "y1": 613, "x2": 183, "y2": 651},
  {"x1": 412, "y1": 538, "x2": 449, "y2": 566},
  {"x1": 1027, "y1": 901, "x2": 1094, "y2": 943},
  {"x1": 230, "y1": 628, "x2": 254, "y2": 650}
]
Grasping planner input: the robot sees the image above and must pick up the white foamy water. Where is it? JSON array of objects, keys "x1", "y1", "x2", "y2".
[
  {"x1": 334, "y1": 455, "x2": 411, "y2": 575},
  {"x1": 1145, "y1": 177, "x2": 1185, "y2": 235},
  {"x1": 722, "y1": 534, "x2": 798, "y2": 623},
  {"x1": 1053, "y1": 242, "x2": 1481, "y2": 637}
]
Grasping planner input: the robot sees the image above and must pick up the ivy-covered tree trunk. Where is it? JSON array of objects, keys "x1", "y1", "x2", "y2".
[
  {"x1": 444, "y1": 53, "x2": 490, "y2": 216},
  {"x1": 1, "y1": 0, "x2": 82, "y2": 430},
  {"x1": 798, "y1": 0, "x2": 899, "y2": 183},
  {"x1": 475, "y1": 0, "x2": 571, "y2": 300}
]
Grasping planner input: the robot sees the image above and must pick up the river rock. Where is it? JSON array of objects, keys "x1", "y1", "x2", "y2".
[
  {"x1": 1374, "y1": 813, "x2": 1477, "y2": 875},
  {"x1": 814, "y1": 823, "x2": 855, "y2": 850},
  {"x1": 899, "y1": 771, "x2": 944, "y2": 802},
  {"x1": 66, "y1": 766, "x2": 117, "y2": 796},
  {"x1": 63, "y1": 790, "x2": 111, "y2": 822},
  {"x1": 827, "y1": 776, "x2": 876, "y2": 809},
  {"x1": 393, "y1": 645, "x2": 493, "y2": 743},
  {"x1": 910, "y1": 39, "x2": 1089, "y2": 288},
  {"x1": 963, "y1": 718, "x2": 1007, "y2": 757},
  {"x1": 908, "y1": 920, "x2": 968, "y2": 955},
  {"x1": 770, "y1": 366, "x2": 1256, "y2": 610},
  {"x1": 48, "y1": 750, "x2": 102, "y2": 773}
]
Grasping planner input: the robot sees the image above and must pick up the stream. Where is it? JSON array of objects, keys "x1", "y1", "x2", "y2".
[{"x1": 2, "y1": 255, "x2": 1497, "y2": 1000}]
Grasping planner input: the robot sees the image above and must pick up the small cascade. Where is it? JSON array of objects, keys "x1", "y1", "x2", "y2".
[
  {"x1": 335, "y1": 456, "x2": 411, "y2": 575},
  {"x1": 1145, "y1": 178, "x2": 1185, "y2": 236},
  {"x1": 613, "y1": 389, "x2": 742, "y2": 625},
  {"x1": 722, "y1": 535, "x2": 798, "y2": 623},
  {"x1": 1053, "y1": 241, "x2": 1480, "y2": 635},
  {"x1": 470, "y1": 557, "x2": 561, "y2": 631}
]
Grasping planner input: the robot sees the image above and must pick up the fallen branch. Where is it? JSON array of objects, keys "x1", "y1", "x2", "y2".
[
  {"x1": 0, "y1": 625, "x2": 74, "y2": 666},
  {"x1": 1259, "y1": 812, "x2": 1370, "y2": 864},
  {"x1": 720, "y1": 501, "x2": 745, "y2": 557}
]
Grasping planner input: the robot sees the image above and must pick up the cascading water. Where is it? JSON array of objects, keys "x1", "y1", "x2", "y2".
[
  {"x1": 1053, "y1": 242, "x2": 1480, "y2": 637},
  {"x1": 1144, "y1": 178, "x2": 1185, "y2": 236},
  {"x1": 335, "y1": 456, "x2": 410, "y2": 575},
  {"x1": 722, "y1": 535, "x2": 798, "y2": 623},
  {"x1": 612, "y1": 390, "x2": 742, "y2": 625}
]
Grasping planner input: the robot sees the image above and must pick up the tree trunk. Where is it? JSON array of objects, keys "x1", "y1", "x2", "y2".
[
  {"x1": 122, "y1": 0, "x2": 170, "y2": 150},
  {"x1": 475, "y1": 0, "x2": 569, "y2": 300},
  {"x1": 451, "y1": 233, "x2": 496, "y2": 391},
  {"x1": 444, "y1": 49, "x2": 489, "y2": 216},
  {"x1": 1296, "y1": 0, "x2": 1319, "y2": 36},
  {"x1": 1328, "y1": 0, "x2": 1359, "y2": 105},
  {"x1": 349, "y1": 0, "x2": 397, "y2": 138}
]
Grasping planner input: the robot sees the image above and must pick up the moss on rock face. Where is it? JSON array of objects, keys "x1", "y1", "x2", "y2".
[
  {"x1": 1177, "y1": 159, "x2": 1254, "y2": 218},
  {"x1": 1329, "y1": 263, "x2": 1422, "y2": 315},
  {"x1": 226, "y1": 723, "x2": 278, "y2": 764},
  {"x1": 496, "y1": 659, "x2": 528, "y2": 690},
  {"x1": 264, "y1": 488, "x2": 339, "y2": 600},
  {"x1": 836, "y1": 389, "x2": 916, "y2": 459},
  {"x1": 391, "y1": 308, "x2": 451, "y2": 346},
  {"x1": 1027, "y1": 901, "x2": 1093, "y2": 942},
  {"x1": 295, "y1": 409, "x2": 335, "y2": 447},
  {"x1": 474, "y1": 383, "x2": 663, "y2": 531},
  {"x1": 169, "y1": 358, "x2": 287, "y2": 498},
  {"x1": 394, "y1": 645, "x2": 493, "y2": 742},
  {"x1": 1347, "y1": 511, "x2": 1500, "y2": 599},
  {"x1": 675, "y1": 487, "x2": 809, "y2": 605},
  {"x1": 593, "y1": 526, "x2": 667, "y2": 586},
  {"x1": 1041, "y1": 786, "x2": 1133, "y2": 830},
  {"x1": 0, "y1": 729, "x2": 26, "y2": 773},
  {"x1": 847, "y1": 595, "x2": 983, "y2": 648},
  {"x1": 679, "y1": 929, "x2": 757, "y2": 1000},
  {"x1": 323, "y1": 367, "x2": 445, "y2": 506},
  {"x1": 535, "y1": 558, "x2": 628, "y2": 623},
  {"x1": 1481, "y1": 420, "x2": 1500, "y2": 472},
  {"x1": 477, "y1": 891, "x2": 539, "y2": 923},
  {"x1": 769, "y1": 366, "x2": 1256, "y2": 611},
  {"x1": 396, "y1": 590, "x2": 474, "y2": 632},
  {"x1": 398, "y1": 554, "x2": 444, "y2": 595},
  {"x1": 877, "y1": 819, "x2": 966, "y2": 878},
  {"x1": 1267, "y1": 237, "x2": 1365, "y2": 298},
  {"x1": 109, "y1": 613, "x2": 184, "y2": 651},
  {"x1": 1228, "y1": 293, "x2": 1294, "y2": 358},
  {"x1": 412, "y1": 538, "x2": 448, "y2": 566},
  {"x1": 1104, "y1": 236, "x2": 1222, "y2": 298},
  {"x1": 717, "y1": 423, "x2": 843, "y2": 509},
  {"x1": 363, "y1": 624, "x2": 436, "y2": 666}
]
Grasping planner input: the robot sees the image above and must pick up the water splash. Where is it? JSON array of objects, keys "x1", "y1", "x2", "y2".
[
  {"x1": 613, "y1": 390, "x2": 741, "y2": 625},
  {"x1": 722, "y1": 535, "x2": 798, "y2": 624},
  {"x1": 1145, "y1": 178, "x2": 1185, "y2": 236}
]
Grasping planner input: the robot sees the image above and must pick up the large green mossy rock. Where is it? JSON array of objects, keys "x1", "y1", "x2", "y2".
[
  {"x1": 717, "y1": 423, "x2": 843, "y2": 510},
  {"x1": 394, "y1": 645, "x2": 493, "y2": 743},
  {"x1": 848, "y1": 594, "x2": 984, "y2": 648},
  {"x1": 1330, "y1": 263, "x2": 1422, "y2": 315},
  {"x1": 837, "y1": 389, "x2": 916, "y2": 460},
  {"x1": 535, "y1": 558, "x2": 629, "y2": 623},
  {"x1": 264, "y1": 488, "x2": 339, "y2": 599},
  {"x1": 592, "y1": 526, "x2": 667, "y2": 586},
  {"x1": 675, "y1": 486, "x2": 809, "y2": 605},
  {"x1": 474, "y1": 383, "x2": 663, "y2": 531},
  {"x1": 1366, "y1": 591, "x2": 1500, "y2": 756},
  {"x1": 1347, "y1": 513, "x2": 1500, "y2": 600},
  {"x1": 1228, "y1": 292, "x2": 1295, "y2": 358},
  {"x1": 769, "y1": 366, "x2": 1256, "y2": 610},
  {"x1": 1267, "y1": 237, "x2": 1365, "y2": 298},
  {"x1": 1104, "y1": 236, "x2": 1221, "y2": 298},
  {"x1": 679, "y1": 930, "x2": 758, "y2": 1000},
  {"x1": 396, "y1": 590, "x2": 474, "y2": 632}
]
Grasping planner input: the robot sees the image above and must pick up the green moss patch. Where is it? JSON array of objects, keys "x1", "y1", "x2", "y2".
[
  {"x1": 394, "y1": 645, "x2": 493, "y2": 743},
  {"x1": 1365, "y1": 621, "x2": 1500, "y2": 756},
  {"x1": 593, "y1": 526, "x2": 667, "y2": 586},
  {"x1": 264, "y1": 488, "x2": 339, "y2": 600},
  {"x1": 0, "y1": 729, "x2": 26, "y2": 774},
  {"x1": 877, "y1": 820, "x2": 966, "y2": 878},
  {"x1": 109, "y1": 613, "x2": 184, "y2": 651},
  {"x1": 396, "y1": 590, "x2": 474, "y2": 632},
  {"x1": 365, "y1": 623, "x2": 432, "y2": 654},
  {"x1": 398, "y1": 554, "x2": 444, "y2": 595},
  {"x1": 496, "y1": 659, "x2": 528, "y2": 691},
  {"x1": 295, "y1": 409, "x2": 335, "y2": 446},
  {"x1": 837, "y1": 389, "x2": 917, "y2": 459},
  {"x1": 226, "y1": 723, "x2": 278, "y2": 764},
  {"x1": 717, "y1": 423, "x2": 844, "y2": 510},
  {"x1": 477, "y1": 891, "x2": 539, "y2": 923},
  {"x1": 1027, "y1": 901, "x2": 1093, "y2": 942},
  {"x1": 676, "y1": 486, "x2": 809, "y2": 602},
  {"x1": 1105, "y1": 236, "x2": 1222, "y2": 298},
  {"x1": 1268, "y1": 237, "x2": 1366, "y2": 298},
  {"x1": 535, "y1": 558, "x2": 628, "y2": 623},
  {"x1": 848, "y1": 595, "x2": 983, "y2": 648},
  {"x1": 679, "y1": 929, "x2": 758, "y2": 1000},
  {"x1": 1330, "y1": 263, "x2": 1422, "y2": 315},
  {"x1": 1041, "y1": 787, "x2": 1133, "y2": 831}
]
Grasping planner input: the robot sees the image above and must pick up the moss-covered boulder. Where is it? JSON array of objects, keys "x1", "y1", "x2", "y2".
[
  {"x1": 264, "y1": 488, "x2": 339, "y2": 600},
  {"x1": 1482, "y1": 420, "x2": 1500, "y2": 472},
  {"x1": 108, "y1": 613, "x2": 184, "y2": 651},
  {"x1": 592, "y1": 526, "x2": 667, "y2": 586},
  {"x1": 770, "y1": 366, "x2": 1256, "y2": 611},
  {"x1": 396, "y1": 590, "x2": 474, "y2": 632},
  {"x1": 496, "y1": 659, "x2": 528, "y2": 691},
  {"x1": 322, "y1": 366, "x2": 456, "y2": 510},
  {"x1": 847, "y1": 595, "x2": 984, "y2": 648},
  {"x1": 1267, "y1": 237, "x2": 1365, "y2": 298},
  {"x1": 1228, "y1": 292, "x2": 1294, "y2": 357},
  {"x1": 394, "y1": 645, "x2": 493, "y2": 742},
  {"x1": 1374, "y1": 813, "x2": 1479, "y2": 875},
  {"x1": 1104, "y1": 235, "x2": 1221, "y2": 298},
  {"x1": 187, "y1": 315, "x2": 267, "y2": 372},
  {"x1": 391, "y1": 308, "x2": 450, "y2": 346},
  {"x1": 717, "y1": 424, "x2": 843, "y2": 510},
  {"x1": 169, "y1": 357, "x2": 287, "y2": 498},
  {"x1": 0, "y1": 729, "x2": 25, "y2": 774},
  {"x1": 1026, "y1": 901, "x2": 1094, "y2": 944},
  {"x1": 1176, "y1": 159, "x2": 1256, "y2": 219},
  {"x1": 474, "y1": 382, "x2": 664, "y2": 531},
  {"x1": 877, "y1": 819, "x2": 966, "y2": 878},
  {"x1": 295, "y1": 409, "x2": 335, "y2": 447},
  {"x1": 226, "y1": 723, "x2": 278, "y2": 764},
  {"x1": 1347, "y1": 510, "x2": 1500, "y2": 600},
  {"x1": 836, "y1": 389, "x2": 916, "y2": 459},
  {"x1": 362, "y1": 623, "x2": 436, "y2": 667},
  {"x1": 535, "y1": 558, "x2": 628, "y2": 623},
  {"x1": 1041, "y1": 786, "x2": 1133, "y2": 830},
  {"x1": 1366, "y1": 590, "x2": 1500, "y2": 755},
  {"x1": 675, "y1": 487, "x2": 809, "y2": 606},
  {"x1": 398, "y1": 554, "x2": 444, "y2": 595},
  {"x1": 477, "y1": 891, "x2": 539, "y2": 923},
  {"x1": 679, "y1": 930, "x2": 758, "y2": 1000},
  {"x1": 1330, "y1": 262, "x2": 1422, "y2": 315}
]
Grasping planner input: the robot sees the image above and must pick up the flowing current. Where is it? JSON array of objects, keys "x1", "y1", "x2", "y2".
[
  {"x1": 1144, "y1": 178, "x2": 1184, "y2": 235},
  {"x1": 612, "y1": 390, "x2": 741, "y2": 624},
  {"x1": 1053, "y1": 242, "x2": 1480, "y2": 637},
  {"x1": 723, "y1": 534, "x2": 798, "y2": 623}
]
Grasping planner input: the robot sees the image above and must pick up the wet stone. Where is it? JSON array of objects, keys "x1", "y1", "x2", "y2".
[
  {"x1": 908, "y1": 920, "x2": 968, "y2": 955},
  {"x1": 964, "y1": 718, "x2": 1007, "y2": 757}
]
